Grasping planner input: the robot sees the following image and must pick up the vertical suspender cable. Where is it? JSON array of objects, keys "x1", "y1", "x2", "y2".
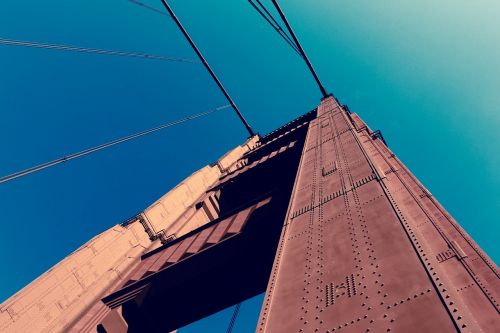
[
  {"x1": 159, "y1": 0, "x2": 255, "y2": 136},
  {"x1": 271, "y1": 0, "x2": 330, "y2": 99}
]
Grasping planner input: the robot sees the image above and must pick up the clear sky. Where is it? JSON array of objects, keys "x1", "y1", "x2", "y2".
[{"x1": 0, "y1": 0, "x2": 498, "y2": 332}]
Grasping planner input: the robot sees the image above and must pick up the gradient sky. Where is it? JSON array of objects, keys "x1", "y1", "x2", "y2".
[{"x1": 0, "y1": 0, "x2": 498, "y2": 332}]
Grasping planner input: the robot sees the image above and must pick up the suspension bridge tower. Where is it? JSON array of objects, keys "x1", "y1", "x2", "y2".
[
  {"x1": 0, "y1": 1, "x2": 498, "y2": 332},
  {"x1": 1, "y1": 96, "x2": 499, "y2": 333}
]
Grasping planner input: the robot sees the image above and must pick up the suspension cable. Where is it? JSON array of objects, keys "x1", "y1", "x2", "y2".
[
  {"x1": 0, "y1": 105, "x2": 230, "y2": 185},
  {"x1": 247, "y1": 0, "x2": 301, "y2": 56},
  {"x1": 0, "y1": 37, "x2": 200, "y2": 64},
  {"x1": 271, "y1": 0, "x2": 330, "y2": 99},
  {"x1": 126, "y1": 0, "x2": 167, "y2": 16},
  {"x1": 159, "y1": 0, "x2": 255, "y2": 137},
  {"x1": 226, "y1": 303, "x2": 241, "y2": 333},
  {"x1": 255, "y1": 0, "x2": 301, "y2": 53}
]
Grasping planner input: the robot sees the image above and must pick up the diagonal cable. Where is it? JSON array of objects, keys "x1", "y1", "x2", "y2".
[
  {"x1": 159, "y1": 0, "x2": 255, "y2": 136},
  {"x1": 0, "y1": 37, "x2": 200, "y2": 64},
  {"x1": 256, "y1": 1, "x2": 301, "y2": 56},
  {"x1": 130, "y1": 0, "x2": 300, "y2": 60},
  {"x1": 126, "y1": 0, "x2": 168, "y2": 16},
  {"x1": 226, "y1": 303, "x2": 241, "y2": 333},
  {"x1": 271, "y1": 0, "x2": 330, "y2": 98},
  {"x1": 0, "y1": 105, "x2": 230, "y2": 185},
  {"x1": 247, "y1": 0, "x2": 301, "y2": 57}
]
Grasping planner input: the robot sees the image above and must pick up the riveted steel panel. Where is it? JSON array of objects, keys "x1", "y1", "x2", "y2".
[{"x1": 258, "y1": 97, "x2": 498, "y2": 333}]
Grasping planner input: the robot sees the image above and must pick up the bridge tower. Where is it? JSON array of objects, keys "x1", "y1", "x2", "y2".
[{"x1": 1, "y1": 97, "x2": 498, "y2": 333}]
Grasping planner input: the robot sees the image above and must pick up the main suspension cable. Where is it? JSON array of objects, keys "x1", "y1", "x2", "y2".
[
  {"x1": 159, "y1": 0, "x2": 255, "y2": 137},
  {"x1": 270, "y1": 0, "x2": 330, "y2": 99},
  {"x1": 247, "y1": 0, "x2": 302, "y2": 56},
  {"x1": 0, "y1": 105, "x2": 230, "y2": 185},
  {"x1": 0, "y1": 37, "x2": 200, "y2": 64}
]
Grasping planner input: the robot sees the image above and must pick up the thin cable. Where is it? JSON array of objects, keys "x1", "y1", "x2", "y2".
[
  {"x1": 255, "y1": 0, "x2": 286, "y2": 34},
  {"x1": 271, "y1": 0, "x2": 330, "y2": 99},
  {"x1": 255, "y1": 0, "x2": 300, "y2": 52},
  {"x1": 159, "y1": 0, "x2": 255, "y2": 136},
  {"x1": 127, "y1": 0, "x2": 168, "y2": 16},
  {"x1": 0, "y1": 37, "x2": 200, "y2": 64},
  {"x1": 226, "y1": 303, "x2": 241, "y2": 333},
  {"x1": 253, "y1": 0, "x2": 302, "y2": 55},
  {"x1": 0, "y1": 105, "x2": 230, "y2": 185},
  {"x1": 247, "y1": 0, "x2": 302, "y2": 56}
]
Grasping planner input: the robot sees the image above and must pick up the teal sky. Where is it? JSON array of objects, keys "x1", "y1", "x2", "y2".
[{"x1": 0, "y1": 1, "x2": 498, "y2": 332}]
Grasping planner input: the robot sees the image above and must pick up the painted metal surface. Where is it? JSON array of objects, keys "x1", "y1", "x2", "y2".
[
  {"x1": 110, "y1": 197, "x2": 271, "y2": 294},
  {"x1": 258, "y1": 97, "x2": 499, "y2": 332},
  {"x1": 37, "y1": 97, "x2": 497, "y2": 332},
  {"x1": 212, "y1": 141, "x2": 297, "y2": 190},
  {"x1": 97, "y1": 122, "x2": 310, "y2": 332},
  {"x1": 100, "y1": 193, "x2": 286, "y2": 332}
]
